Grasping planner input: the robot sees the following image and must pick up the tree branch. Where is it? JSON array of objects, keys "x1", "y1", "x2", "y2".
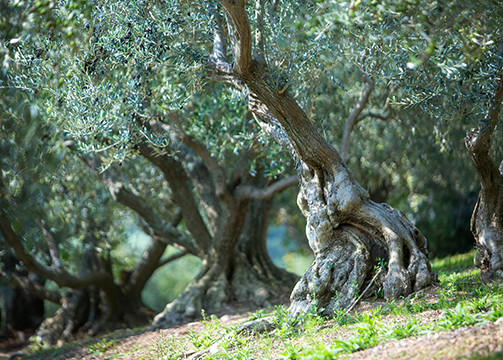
[
  {"x1": 7, "y1": 272, "x2": 62, "y2": 304},
  {"x1": 341, "y1": 76, "x2": 375, "y2": 161},
  {"x1": 170, "y1": 115, "x2": 232, "y2": 203},
  {"x1": 126, "y1": 238, "x2": 168, "y2": 294},
  {"x1": 254, "y1": 0, "x2": 266, "y2": 62},
  {"x1": 204, "y1": 0, "x2": 227, "y2": 62},
  {"x1": 236, "y1": 175, "x2": 298, "y2": 200},
  {"x1": 82, "y1": 156, "x2": 200, "y2": 256},
  {"x1": 36, "y1": 219, "x2": 64, "y2": 271},
  {"x1": 0, "y1": 213, "x2": 114, "y2": 290},
  {"x1": 219, "y1": 0, "x2": 253, "y2": 74},
  {"x1": 210, "y1": 0, "x2": 346, "y2": 170},
  {"x1": 154, "y1": 250, "x2": 188, "y2": 271},
  {"x1": 465, "y1": 72, "x2": 503, "y2": 190},
  {"x1": 357, "y1": 84, "x2": 395, "y2": 122},
  {"x1": 138, "y1": 143, "x2": 213, "y2": 254}
]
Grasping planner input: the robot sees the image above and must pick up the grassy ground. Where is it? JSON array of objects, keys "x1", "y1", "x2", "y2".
[{"x1": 20, "y1": 249, "x2": 503, "y2": 359}]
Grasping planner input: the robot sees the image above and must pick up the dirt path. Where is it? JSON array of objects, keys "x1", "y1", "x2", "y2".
[
  {"x1": 15, "y1": 313, "x2": 503, "y2": 360},
  {"x1": 346, "y1": 318, "x2": 503, "y2": 360}
]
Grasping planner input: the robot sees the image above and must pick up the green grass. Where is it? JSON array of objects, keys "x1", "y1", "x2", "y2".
[
  {"x1": 180, "y1": 248, "x2": 503, "y2": 360},
  {"x1": 26, "y1": 248, "x2": 503, "y2": 360}
]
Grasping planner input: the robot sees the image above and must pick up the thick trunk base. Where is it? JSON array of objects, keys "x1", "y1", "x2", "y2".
[
  {"x1": 471, "y1": 194, "x2": 503, "y2": 282},
  {"x1": 32, "y1": 289, "x2": 152, "y2": 346},
  {"x1": 289, "y1": 165, "x2": 437, "y2": 318},
  {"x1": 152, "y1": 255, "x2": 296, "y2": 328}
]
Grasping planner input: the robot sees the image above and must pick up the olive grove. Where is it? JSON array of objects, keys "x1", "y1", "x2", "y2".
[{"x1": 1, "y1": 0, "x2": 503, "y2": 346}]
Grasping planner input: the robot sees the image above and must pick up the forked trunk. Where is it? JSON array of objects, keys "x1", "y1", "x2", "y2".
[{"x1": 152, "y1": 198, "x2": 297, "y2": 327}]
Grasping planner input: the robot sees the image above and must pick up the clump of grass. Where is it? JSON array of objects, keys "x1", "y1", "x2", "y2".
[
  {"x1": 189, "y1": 311, "x2": 232, "y2": 350},
  {"x1": 27, "y1": 250, "x2": 503, "y2": 360},
  {"x1": 386, "y1": 317, "x2": 420, "y2": 340},
  {"x1": 88, "y1": 338, "x2": 120, "y2": 355}
]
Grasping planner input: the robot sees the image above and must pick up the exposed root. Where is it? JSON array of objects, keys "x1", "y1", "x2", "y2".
[
  {"x1": 289, "y1": 226, "x2": 371, "y2": 318},
  {"x1": 289, "y1": 164, "x2": 437, "y2": 319}
]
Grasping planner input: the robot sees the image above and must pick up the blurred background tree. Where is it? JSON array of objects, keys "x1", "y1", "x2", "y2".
[{"x1": 1, "y1": 0, "x2": 300, "y2": 345}]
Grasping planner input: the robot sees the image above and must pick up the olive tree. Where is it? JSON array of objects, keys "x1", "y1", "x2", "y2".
[
  {"x1": 196, "y1": 0, "x2": 438, "y2": 318},
  {"x1": 2, "y1": 0, "x2": 300, "y2": 332}
]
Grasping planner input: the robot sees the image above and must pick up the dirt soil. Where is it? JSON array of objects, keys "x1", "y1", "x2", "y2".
[
  {"x1": 345, "y1": 318, "x2": 503, "y2": 360},
  {"x1": 3, "y1": 297, "x2": 503, "y2": 360}
]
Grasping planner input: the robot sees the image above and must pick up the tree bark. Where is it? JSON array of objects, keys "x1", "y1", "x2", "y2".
[
  {"x1": 465, "y1": 74, "x2": 503, "y2": 281},
  {"x1": 152, "y1": 179, "x2": 298, "y2": 327},
  {"x1": 0, "y1": 212, "x2": 155, "y2": 345},
  {"x1": 214, "y1": 0, "x2": 437, "y2": 317}
]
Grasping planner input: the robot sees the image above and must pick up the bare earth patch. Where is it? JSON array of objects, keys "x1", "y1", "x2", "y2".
[
  {"x1": 12, "y1": 285, "x2": 503, "y2": 360},
  {"x1": 345, "y1": 318, "x2": 503, "y2": 360}
]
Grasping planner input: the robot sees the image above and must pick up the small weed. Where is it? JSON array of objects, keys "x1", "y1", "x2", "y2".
[
  {"x1": 332, "y1": 309, "x2": 353, "y2": 326},
  {"x1": 487, "y1": 303, "x2": 503, "y2": 322},
  {"x1": 469, "y1": 294, "x2": 492, "y2": 312},
  {"x1": 89, "y1": 338, "x2": 120, "y2": 354},
  {"x1": 332, "y1": 329, "x2": 378, "y2": 354},
  {"x1": 151, "y1": 336, "x2": 180, "y2": 360},
  {"x1": 249, "y1": 308, "x2": 267, "y2": 320},
  {"x1": 189, "y1": 311, "x2": 230, "y2": 350},
  {"x1": 437, "y1": 302, "x2": 480, "y2": 330},
  {"x1": 330, "y1": 313, "x2": 381, "y2": 354},
  {"x1": 374, "y1": 257, "x2": 388, "y2": 272},
  {"x1": 386, "y1": 317, "x2": 420, "y2": 340},
  {"x1": 278, "y1": 341, "x2": 303, "y2": 360},
  {"x1": 303, "y1": 343, "x2": 338, "y2": 359}
]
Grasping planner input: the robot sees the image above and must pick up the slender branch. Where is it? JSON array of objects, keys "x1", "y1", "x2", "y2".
[
  {"x1": 7, "y1": 272, "x2": 62, "y2": 304},
  {"x1": 154, "y1": 250, "x2": 188, "y2": 270},
  {"x1": 204, "y1": 0, "x2": 227, "y2": 62},
  {"x1": 219, "y1": 0, "x2": 253, "y2": 74},
  {"x1": 36, "y1": 219, "x2": 64, "y2": 270},
  {"x1": 0, "y1": 213, "x2": 113, "y2": 290},
  {"x1": 357, "y1": 84, "x2": 395, "y2": 122},
  {"x1": 82, "y1": 156, "x2": 200, "y2": 256},
  {"x1": 357, "y1": 110, "x2": 391, "y2": 121},
  {"x1": 127, "y1": 238, "x2": 168, "y2": 293},
  {"x1": 254, "y1": 0, "x2": 266, "y2": 61},
  {"x1": 171, "y1": 115, "x2": 232, "y2": 202},
  {"x1": 345, "y1": 267, "x2": 383, "y2": 315},
  {"x1": 341, "y1": 76, "x2": 375, "y2": 161},
  {"x1": 236, "y1": 175, "x2": 298, "y2": 200},
  {"x1": 138, "y1": 143, "x2": 213, "y2": 254}
]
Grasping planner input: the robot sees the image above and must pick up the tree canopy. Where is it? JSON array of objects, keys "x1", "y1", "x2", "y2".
[{"x1": 1, "y1": 0, "x2": 503, "y2": 346}]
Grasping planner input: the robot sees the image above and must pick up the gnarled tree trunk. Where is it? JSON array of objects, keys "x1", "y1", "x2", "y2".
[
  {"x1": 211, "y1": 0, "x2": 437, "y2": 318},
  {"x1": 465, "y1": 74, "x2": 503, "y2": 282},
  {"x1": 152, "y1": 188, "x2": 298, "y2": 327},
  {"x1": 0, "y1": 212, "x2": 158, "y2": 346}
]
